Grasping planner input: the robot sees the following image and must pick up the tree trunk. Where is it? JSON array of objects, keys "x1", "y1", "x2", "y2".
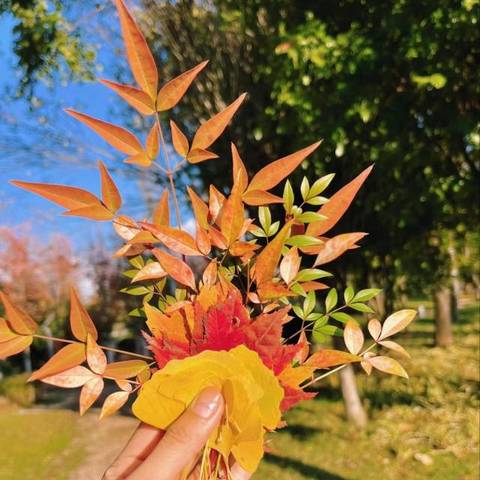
[
  {"x1": 434, "y1": 287, "x2": 454, "y2": 347},
  {"x1": 339, "y1": 364, "x2": 368, "y2": 428}
]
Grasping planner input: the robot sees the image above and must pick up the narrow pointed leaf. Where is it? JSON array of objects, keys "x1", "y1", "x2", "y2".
[
  {"x1": 231, "y1": 143, "x2": 248, "y2": 194},
  {"x1": 70, "y1": 287, "x2": 98, "y2": 342},
  {"x1": 114, "y1": 0, "x2": 158, "y2": 98},
  {"x1": 305, "y1": 349, "x2": 361, "y2": 368},
  {"x1": 307, "y1": 165, "x2": 374, "y2": 237},
  {"x1": 313, "y1": 232, "x2": 368, "y2": 265},
  {"x1": 170, "y1": 120, "x2": 189, "y2": 157},
  {"x1": 187, "y1": 187, "x2": 209, "y2": 229},
  {"x1": 141, "y1": 223, "x2": 201, "y2": 256},
  {"x1": 146, "y1": 122, "x2": 159, "y2": 161},
  {"x1": 79, "y1": 377, "x2": 104, "y2": 415},
  {"x1": 191, "y1": 93, "x2": 247, "y2": 150},
  {"x1": 65, "y1": 109, "x2": 143, "y2": 155},
  {"x1": 368, "y1": 318, "x2": 382, "y2": 341},
  {"x1": 0, "y1": 318, "x2": 17, "y2": 343},
  {"x1": 29, "y1": 343, "x2": 86, "y2": 382},
  {"x1": 99, "y1": 79, "x2": 155, "y2": 114},
  {"x1": 254, "y1": 222, "x2": 292, "y2": 285},
  {"x1": 0, "y1": 335, "x2": 32, "y2": 359},
  {"x1": 196, "y1": 224, "x2": 212, "y2": 256},
  {"x1": 0, "y1": 292, "x2": 37, "y2": 335},
  {"x1": 280, "y1": 247, "x2": 301, "y2": 285},
  {"x1": 41, "y1": 366, "x2": 95, "y2": 388},
  {"x1": 152, "y1": 248, "x2": 196, "y2": 290},
  {"x1": 220, "y1": 193, "x2": 244, "y2": 245},
  {"x1": 379, "y1": 340, "x2": 411, "y2": 358},
  {"x1": 104, "y1": 360, "x2": 149, "y2": 379},
  {"x1": 10, "y1": 180, "x2": 100, "y2": 211},
  {"x1": 368, "y1": 356, "x2": 409, "y2": 378},
  {"x1": 100, "y1": 391, "x2": 130, "y2": 419},
  {"x1": 248, "y1": 142, "x2": 322, "y2": 192},
  {"x1": 98, "y1": 161, "x2": 122, "y2": 213},
  {"x1": 63, "y1": 204, "x2": 114, "y2": 221},
  {"x1": 132, "y1": 262, "x2": 167, "y2": 282},
  {"x1": 86, "y1": 335, "x2": 107, "y2": 375},
  {"x1": 209, "y1": 185, "x2": 226, "y2": 223},
  {"x1": 242, "y1": 189, "x2": 283, "y2": 206},
  {"x1": 344, "y1": 320, "x2": 364, "y2": 354},
  {"x1": 152, "y1": 189, "x2": 170, "y2": 226},
  {"x1": 186, "y1": 149, "x2": 218, "y2": 164},
  {"x1": 157, "y1": 60, "x2": 208, "y2": 111},
  {"x1": 379, "y1": 309, "x2": 417, "y2": 340}
]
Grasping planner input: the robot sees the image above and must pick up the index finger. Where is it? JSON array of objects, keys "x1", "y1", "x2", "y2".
[{"x1": 103, "y1": 422, "x2": 164, "y2": 479}]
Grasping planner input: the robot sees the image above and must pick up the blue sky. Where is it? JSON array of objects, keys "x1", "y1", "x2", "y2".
[{"x1": 0, "y1": 9, "x2": 180, "y2": 251}]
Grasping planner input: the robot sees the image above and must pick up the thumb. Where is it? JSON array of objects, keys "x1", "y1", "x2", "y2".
[{"x1": 128, "y1": 387, "x2": 224, "y2": 480}]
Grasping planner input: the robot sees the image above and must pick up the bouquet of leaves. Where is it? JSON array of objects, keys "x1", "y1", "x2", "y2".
[{"x1": 0, "y1": 1, "x2": 416, "y2": 478}]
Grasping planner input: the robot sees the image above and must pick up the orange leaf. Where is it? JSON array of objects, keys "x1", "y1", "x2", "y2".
[
  {"x1": 10, "y1": 180, "x2": 101, "y2": 212},
  {"x1": 186, "y1": 148, "x2": 219, "y2": 164},
  {"x1": 279, "y1": 365, "x2": 315, "y2": 388},
  {"x1": 280, "y1": 247, "x2": 301, "y2": 285},
  {"x1": 196, "y1": 224, "x2": 212, "y2": 256},
  {"x1": 0, "y1": 292, "x2": 37, "y2": 335},
  {"x1": 116, "y1": 379, "x2": 134, "y2": 392},
  {"x1": 114, "y1": 0, "x2": 158, "y2": 98},
  {"x1": 202, "y1": 261, "x2": 218, "y2": 287},
  {"x1": 41, "y1": 366, "x2": 95, "y2": 388},
  {"x1": 99, "y1": 79, "x2": 155, "y2": 115},
  {"x1": 70, "y1": 287, "x2": 98, "y2": 342},
  {"x1": 208, "y1": 185, "x2": 226, "y2": 223},
  {"x1": 208, "y1": 226, "x2": 228, "y2": 250},
  {"x1": 258, "y1": 281, "x2": 295, "y2": 300},
  {"x1": 124, "y1": 152, "x2": 152, "y2": 167},
  {"x1": 146, "y1": 122, "x2": 159, "y2": 161},
  {"x1": 379, "y1": 309, "x2": 417, "y2": 340},
  {"x1": 368, "y1": 318, "x2": 382, "y2": 341},
  {"x1": 104, "y1": 360, "x2": 149, "y2": 379},
  {"x1": 187, "y1": 187, "x2": 209, "y2": 229},
  {"x1": 367, "y1": 356, "x2": 409, "y2": 378},
  {"x1": 141, "y1": 223, "x2": 201, "y2": 256},
  {"x1": 29, "y1": 343, "x2": 86, "y2": 382},
  {"x1": 98, "y1": 161, "x2": 122, "y2": 213},
  {"x1": 132, "y1": 262, "x2": 167, "y2": 283},
  {"x1": 307, "y1": 165, "x2": 374, "y2": 237},
  {"x1": 86, "y1": 335, "x2": 107, "y2": 375},
  {"x1": 144, "y1": 303, "x2": 188, "y2": 344},
  {"x1": 100, "y1": 391, "x2": 130, "y2": 419},
  {"x1": 157, "y1": 60, "x2": 208, "y2": 111},
  {"x1": 305, "y1": 349, "x2": 361, "y2": 369},
  {"x1": 113, "y1": 215, "x2": 140, "y2": 240},
  {"x1": 152, "y1": 189, "x2": 170, "y2": 226},
  {"x1": 113, "y1": 243, "x2": 145, "y2": 257},
  {"x1": 191, "y1": 93, "x2": 247, "y2": 150},
  {"x1": 170, "y1": 120, "x2": 189, "y2": 157},
  {"x1": 294, "y1": 330, "x2": 309, "y2": 364},
  {"x1": 254, "y1": 222, "x2": 292, "y2": 285},
  {"x1": 152, "y1": 248, "x2": 196, "y2": 290},
  {"x1": 79, "y1": 377, "x2": 104, "y2": 415},
  {"x1": 229, "y1": 241, "x2": 260, "y2": 258},
  {"x1": 220, "y1": 193, "x2": 244, "y2": 245},
  {"x1": 231, "y1": 143, "x2": 248, "y2": 194},
  {"x1": 62, "y1": 204, "x2": 114, "y2": 221},
  {"x1": 0, "y1": 317, "x2": 17, "y2": 343},
  {"x1": 0, "y1": 335, "x2": 32, "y2": 359},
  {"x1": 65, "y1": 109, "x2": 143, "y2": 155},
  {"x1": 344, "y1": 320, "x2": 364, "y2": 355},
  {"x1": 247, "y1": 142, "x2": 322, "y2": 192},
  {"x1": 242, "y1": 190, "x2": 283, "y2": 206},
  {"x1": 310, "y1": 233, "x2": 368, "y2": 265},
  {"x1": 128, "y1": 230, "x2": 158, "y2": 245},
  {"x1": 300, "y1": 281, "x2": 329, "y2": 292}
]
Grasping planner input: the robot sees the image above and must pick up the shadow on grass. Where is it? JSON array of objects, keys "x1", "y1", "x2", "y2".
[
  {"x1": 285, "y1": 423, "x2": 320, "y2": 441},
  {"x1": 264, "y1": 453, "x2": 348, "y2": 479}
]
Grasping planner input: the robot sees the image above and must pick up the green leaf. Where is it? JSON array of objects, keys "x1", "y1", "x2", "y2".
[
  {"x1": 295, "y1": 268, "x2": 332, "y2": 282},
  {"x1": 120, "y1": 286, "x2": 151, "y2": 296},
  {"x1": 128, "y1": 308, "x2": 145, "y2": 317},
  {"x1": 122, "y1": 269, "x2": 138, "y2": 279},
  {"x1": 286, "y1": 235, "x2": 324, "y2": 247},
  {"x1": 350, "y1": 302, "x2": 375, "y2": 313},
  {"x1": 318, "y1": 325, "x2": 343, "y2": 336},
  {"x1": 306, "y1": 312, "x2": 325, "y2": 321},
  {"x1": 325, "y1": 288, "x2": 338, "y2": 313},
  {"x1": 330, "y1": 312, "x2": 354, "y2": 324},
  {"x1": 283, "y1": 180, "x2": 294, "y2": 214},
  {"x1": 296, "y1": 212, "x2": 328, "y2": 223},
  {"x1": 259, "y1": 206, "x2": 271, "y2": 232},
  {"x1": 309, "y1": 173, "x2": 335, "y2": 197},
  {"x1": 344, "y1": 287, "x2": 355, "y2": 304},
  {"x1": 175, "y1": 288, "x2": 187, "y2": 301},
  {"x1": 250, "y1": 226, "x2": 268, "y2": 238},
  {"x1": 290, "y1": 282, "x2": 307, "y2": 297},
  {"x1": 305, "y1": 196, "x2": 329, "y2": 206},
  {"x1": 268, "y1": 221, "x2": 280, "y2": 237},
  {"x1": 300, "y1": 177, "x2": 310, "y2": 200},
  {"x1": 129, "y1": 255, "x2": 144, "y2": 269},
  {"x1": 303, "y1": 291, "x2": 316, "y2": 316},
  {"x1": 313, "y1": 315, "x2": 328, "y2": 328},
  {"x1": 143, "y1": 292, "x2": 153, "y2": 303},
  {"x1": 353, "y1": 288, "x2": 382, "y2": 303},
  {"x1": 292, "y1": 305, "x2": 305, "y2": 319}
]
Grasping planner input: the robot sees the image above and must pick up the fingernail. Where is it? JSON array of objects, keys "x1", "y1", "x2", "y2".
[{"x1": 191, "y1": 387, "x2": 222, "y2": 419}]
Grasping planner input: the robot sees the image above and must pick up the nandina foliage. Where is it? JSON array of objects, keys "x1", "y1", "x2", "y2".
[{"x1": 0, "y1": 1, "x2": 417, "y2": 477}]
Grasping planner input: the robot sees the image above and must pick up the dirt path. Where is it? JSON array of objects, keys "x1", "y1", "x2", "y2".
[{"x1": 68, "y1": 411, "x2": 138, "y2": 480}]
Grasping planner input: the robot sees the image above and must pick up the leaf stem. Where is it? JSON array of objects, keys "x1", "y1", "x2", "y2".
[{"x1": 32, "y1": 334, "x2": 154, "y2": 361}]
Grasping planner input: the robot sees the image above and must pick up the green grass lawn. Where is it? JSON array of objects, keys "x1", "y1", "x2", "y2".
[
  {"x1": 0, "y1": 302, "x2": 478, "y2": 480},
  {"x1": 0, "y1": 407, "x2": 84, "y2": 480}
]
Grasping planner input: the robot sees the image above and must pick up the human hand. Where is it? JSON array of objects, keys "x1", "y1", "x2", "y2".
[{"x1": 103, "y1": 387, "x2": 251, "y2": 479}]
